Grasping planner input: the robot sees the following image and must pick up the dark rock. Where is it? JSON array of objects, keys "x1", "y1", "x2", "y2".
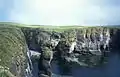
[{"x1": 38, "y1": 47, "x2": 53, "y2": 77}]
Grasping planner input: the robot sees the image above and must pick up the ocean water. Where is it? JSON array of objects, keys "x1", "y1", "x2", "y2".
[
  {"x1": 33, "y1": 51, "x2": 120, "y2": 77},
  {"x1": 71, "y1": 53, "x2": 120, "y2": 77}
]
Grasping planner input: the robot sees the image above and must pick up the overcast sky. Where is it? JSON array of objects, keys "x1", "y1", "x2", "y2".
[{"x1": 0, "y1": 0, "x2": 120, "y2": 26}]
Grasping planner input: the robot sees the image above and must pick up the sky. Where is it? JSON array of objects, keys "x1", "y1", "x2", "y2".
[{"x1": 0, "y1": 0, "x2": 120, "y2": 26}]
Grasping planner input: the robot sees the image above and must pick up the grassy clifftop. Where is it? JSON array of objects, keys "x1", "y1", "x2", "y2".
[{"x1": 1, "y1": 22, "x2": 120, "y2": 32}]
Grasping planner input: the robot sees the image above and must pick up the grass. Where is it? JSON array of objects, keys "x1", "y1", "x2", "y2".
[
  {"x1": 1, "y1": 22, "x2": 120, "y2": 32},
  {"x1": 0, "y1": 26, "x2": 27, "y2": 77}
]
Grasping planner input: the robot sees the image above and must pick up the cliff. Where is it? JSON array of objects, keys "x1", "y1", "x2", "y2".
[
  {"x1": 21, "y1": 26, "x2": 120, "y2": 76},
  {"x1": 0, "y1": 23, "x2": 120, "y2": 77}
]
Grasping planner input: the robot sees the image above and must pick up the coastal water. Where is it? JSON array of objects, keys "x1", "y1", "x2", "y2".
[
  {"x1": 71, "y1": 52, "x2": 120, "y2": 77},
  {"x1": 32, "y1": 51, "x2": 120, "y2": 77}
]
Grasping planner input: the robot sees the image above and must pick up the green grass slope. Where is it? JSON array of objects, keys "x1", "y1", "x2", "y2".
[{"x1": 0, "y1": 26, "x2": 27, "y2": 77}]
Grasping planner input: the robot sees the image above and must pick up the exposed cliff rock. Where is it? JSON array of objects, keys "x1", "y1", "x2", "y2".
[
  {"x1": 73, "y1": 27, "x2": 111, "y2": 66},
  {"x1": 109, "y1": 28, "x2": 120, "y2": 50},
  {"x1": 21, "y1": 27, "x2": 114, "y2": 76},
  {"x1": 21, "y1": 28, "x2": 61, "y2": 77},
  {"x1": 38, "y1": 47, "x2": 53, "y2": 77}
]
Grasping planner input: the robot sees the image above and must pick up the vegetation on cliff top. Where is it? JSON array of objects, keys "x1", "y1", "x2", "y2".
[{"x1": 0, "y1": 22, "x2": 120, "y2": 32}]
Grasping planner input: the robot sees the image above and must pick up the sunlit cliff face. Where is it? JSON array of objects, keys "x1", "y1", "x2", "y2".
[{"x1": 60, "y1": 30, "x2": 77, "y2": 53}]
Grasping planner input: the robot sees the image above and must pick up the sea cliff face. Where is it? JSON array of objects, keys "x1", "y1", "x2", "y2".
[
  {"x1": 21, "y1": 27, "x2": 120, "y2": 76},
  {"x1": 1, "y1": 24, "x2": 120, "y2": 77}
]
